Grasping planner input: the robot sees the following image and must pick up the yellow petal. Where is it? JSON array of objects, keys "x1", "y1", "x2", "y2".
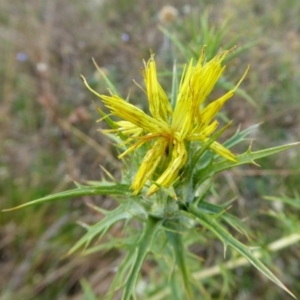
[
  {"x1": 188, "y1": 120, "x2": 219, "y2": 141},
  {"x1": 172, "y1": 51, "x2": 227, "y2": 136},
  {"x1": 200, "y1": 91, "x2": 234, "y2": 126},
  {"x1": 144, "y1": 56, "x2": 173, "y2": 122},
  {"x1": 131, "y1": 138, "x2": 169, "y2": 194},
  {"x1": 115, "y1": 121, "x2": 144, "y2": 136},
  {"x1": 100, "y1": 94, "x2": 169, "y2": 133},
  {"x1": 172, "y1": 59, "x2": 194, "y2": 134},
  {"x1": 208, "y1": 140, "x2": 237, "y2": 162},
  {"x1": 200, "y1": 65, "x2": 250, "y2": 126},
  {"x1": 147, "y1": 140, "x2": 187, "y2": 196}
]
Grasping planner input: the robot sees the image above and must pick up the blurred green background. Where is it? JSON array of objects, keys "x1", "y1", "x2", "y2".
[{"x1": 1, "y1": 0, "x2": 300, "y2": 299}]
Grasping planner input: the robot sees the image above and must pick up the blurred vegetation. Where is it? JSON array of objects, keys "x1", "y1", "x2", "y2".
[{"x1": 1, "y1": 0, "x2": 300, "y2": 299}]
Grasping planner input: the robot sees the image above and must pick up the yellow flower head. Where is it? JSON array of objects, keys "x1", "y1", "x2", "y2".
[{"x1": 82, "y1": 50, "x2": 248, "y2": 196}]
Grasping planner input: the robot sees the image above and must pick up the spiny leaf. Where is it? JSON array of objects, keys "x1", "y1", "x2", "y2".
[
  {"x1": 193, "y1": 233, "x2": 300, "y2": 281},
  {"x1": 191, "y1": 122, "x2": 232, "y2": 168},
  {"x1": 122, "y1": 216, "x2": 161, "y2": 300},
  {"x1": 197, "y1": 143, "x2": 300, "y2": 183},
  {"x1": 107, "y1": 251, "x2": 135, "y2": 300},
  {"x1": 67, "y1": 201, "x2": 145, "y2": 256},
  {"x1": 223, "y1": 123, "x2": 261, "y2": 149},
  {"x1": 196, "y1": 201, "x2": 250, "y2": 238},
  {"x1": 82, "y1": 236, "x2": 132, "y2": 256},
  {"x1": 166, "y1": 223, "x2": 193, "y2": 300},
  {"x1": 187, "y1": 204, "x2": 296, "y2": 299},
  {"x1": 2, "y1": 183, "x2": 131, "y2": 211},
  {"x1": 217, "y1": 142, "x2": 299, "y2": 173}
]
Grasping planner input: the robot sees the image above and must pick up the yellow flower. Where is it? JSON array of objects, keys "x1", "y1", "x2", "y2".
[{"x1": 82, "y1": 50, "x2": 248, "y2": 196}]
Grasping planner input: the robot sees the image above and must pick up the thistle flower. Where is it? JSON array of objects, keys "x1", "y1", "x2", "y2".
[{"x1": 82, "y1": 50, "x2": 248, "y2": 196}]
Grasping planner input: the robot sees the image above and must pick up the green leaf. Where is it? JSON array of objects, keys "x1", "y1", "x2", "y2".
[
  {"x1": 187, "y1": 204, "x2": 296, "y2": 299},
  {"x1": 192, "y1": 233, "x2": 300, "y2": 281},
  {"x1": 80, "y1": 278, "x2": 98, "y2": 300},
  {"x1": 92, "y1": 58, "x2": 119, "y2": 96},
  {"x1": 218, "y1": 77, "x2": 256, "y2": 106},
  {"x1": 122, "y1": 216, "x2": 161, "y2": 300},
  {"x1": 169, "y1": 272, "x2": 183, "y2": 300},
  {"x1": 2, "y1": 183, "x2": 131, "y2": 211},
  {"x1": 106, "y1": 250, "x2": 135, "y2": 300},
  {"x1": 171, "y1": 61, "x2": 179, "y2": 110},
  {"x1": 166, "y1": 223, "x2": 193, "y2": 300},
  {"x1": 263, "y1": 195, "x2": 300, "y2": 210},
  {"x1": 81, "y1": 236, "x2": 132, "y2": 256},
  {"x1": 95, "y1": 105, "x2": 123, "y2": 137},
  {"x1": 193, "y1": 177, "x2": 213, "y2": 203},
  {"x1": 223, "y1": 41, "x2": 259, "y2": 64},
  {"x1": 195, "y1": 143, "x2": 300, "y2": 185},
  {"x1": 214, "y1": 143, "x2": 300, "y2": 174},
  {"x1": 67, "y1": 201, "x2": 145, "y2": 256},
  {"x1": 223, "y1": 124, "x2": 260, "y2": 149},
  {"x1": 191, "y1": 123, "x2": 232, "y2": 168},
  {"x1": 158, "y1": 26, "x2": 191, "y2": 60},
  {"x1": 196, "y1": 201, "x2": 250, "y2": 238},
  {"x1": 81, "y1": 75, "x2": 126, "y2": 140}
]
